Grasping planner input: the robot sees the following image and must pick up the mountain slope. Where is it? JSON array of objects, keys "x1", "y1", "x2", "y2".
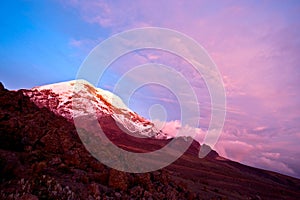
[{"x1": 1, "y1": 82, "x2": 300, "y2": 199}]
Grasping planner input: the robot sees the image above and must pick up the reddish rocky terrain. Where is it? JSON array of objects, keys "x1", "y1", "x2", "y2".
[{"x1": 1, "y1": 82, "x2": 300, "y2": 199}]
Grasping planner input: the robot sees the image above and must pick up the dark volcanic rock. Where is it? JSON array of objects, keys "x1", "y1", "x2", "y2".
[
  {"x1": 0, "y1": 84, "x2": 300, "y2": 199},
  {"x1": 108, "y1": 169, "x2": 128, "y2": 190},
  {"x1": 0, "y1": 82, "x2": 4, "y2": 91}
]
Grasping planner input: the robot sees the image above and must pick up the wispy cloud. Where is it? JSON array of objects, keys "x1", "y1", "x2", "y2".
[{"x1": 59, "y1": 0, "x2": 300, "y2": 178}]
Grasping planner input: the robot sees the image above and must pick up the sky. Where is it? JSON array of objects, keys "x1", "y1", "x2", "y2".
[{"x1": 1, "y1": 0, "x2": 300, "y2": 178}]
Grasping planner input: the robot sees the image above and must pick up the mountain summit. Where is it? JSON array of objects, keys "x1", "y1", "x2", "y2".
[{"x1": 22, "y1": 80, "x2": 167, "y2": 139}]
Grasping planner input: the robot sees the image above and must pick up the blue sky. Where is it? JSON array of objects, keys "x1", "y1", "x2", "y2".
[
  {"x1": 1, "y1": 0, "x2": 300, "y2": 178},
  {"x1": 0, "y1": 1, "x2": 109, "y2": 88}
]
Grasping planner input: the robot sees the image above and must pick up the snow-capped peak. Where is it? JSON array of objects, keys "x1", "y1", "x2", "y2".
[{"x1": 23, "y1": 79, "x2": 166, "y2": 138}]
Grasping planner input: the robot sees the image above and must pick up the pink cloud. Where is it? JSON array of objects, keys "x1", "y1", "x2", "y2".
[
  {"x1": 262, "y1": 152, "x2": 281, "y2": 159},
  {"x1": 60, "y1": 0, "x2": 300, "y2": 178},
  {"x1": 214, "y1": 140, "x2": 254, "y2": 161},
  {"x1": 255, "y1": 157, "x2": 295, "y2": 176},
  {"x1": 153, "y1": 120, "x2": 205, "y2": 138},
  {"x1": 253, "y1": 126, "x2": 268, "y2": 131}
]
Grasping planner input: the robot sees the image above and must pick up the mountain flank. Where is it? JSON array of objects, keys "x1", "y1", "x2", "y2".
[{"x1": 0, "y1": 81, "x2": 300, "y2": 199}]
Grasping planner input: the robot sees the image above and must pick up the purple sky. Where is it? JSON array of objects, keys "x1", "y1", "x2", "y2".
[{"x1": 1, "y1": 0, "x2": 300, "y2": 178}]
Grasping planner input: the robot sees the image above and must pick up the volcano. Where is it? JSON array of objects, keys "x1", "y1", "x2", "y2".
[
  {"x1": 0, "y1": 80, "x2": 300, "y2": 199},
  {"x1": 21, "y1": 79, "x2": 167, "y2": 139}
]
